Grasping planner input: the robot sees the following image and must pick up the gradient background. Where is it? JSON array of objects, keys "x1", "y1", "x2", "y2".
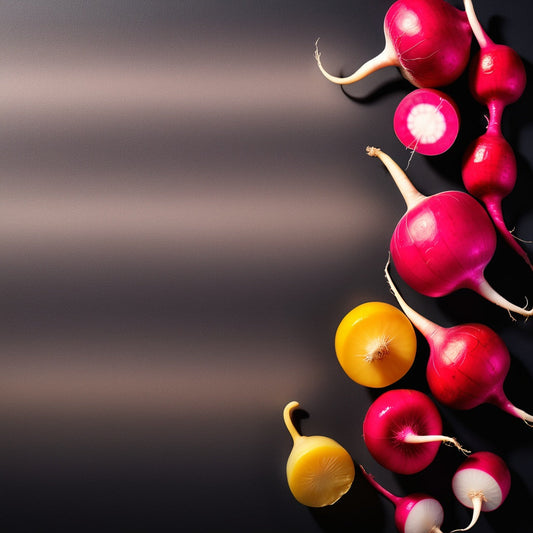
[{"x1": 0, "y1": 1, "x2": 531, "y2": 532}]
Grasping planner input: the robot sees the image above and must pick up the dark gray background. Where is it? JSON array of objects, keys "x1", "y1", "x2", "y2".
[{"x1": 0, "y1": 1, "x2": 531, "y2": 532}]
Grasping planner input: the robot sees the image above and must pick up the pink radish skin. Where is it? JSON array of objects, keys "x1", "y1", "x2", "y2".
[
  {"x1": 461, "y1": 0, "x2": 532, "y2": 269},
  {"x1": 394, "y1": 89, "x2": 460, "y2": 155},
  {"x1": 451, "y1": 451, "x2": 511, "y2": 532},
  {"x1": 385, "y1": 263, "x2": 533, "y2": 423},
  {"x1": 360, "y1": 465, "x2": 445, "y2": 533},
  {"x1": 362, "y1": 388, "x2": 469, "y2": 475},
  {"x1": 366, "y1": 146, "x2": 533, "y2": 317},
  {"x1": 385, "y1": 259, "x2": 533, "y2": 423},
  {"x1": 315, "y1": 0, "x2": 472, "y2": 89}
]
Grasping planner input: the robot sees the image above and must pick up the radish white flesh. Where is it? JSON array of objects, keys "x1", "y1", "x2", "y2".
[
  {"x1": 451, "y1": 451, "x2": 511, "y2": 532},
  {"x1": 385, "y1": 258, "x2": 533, "y2": 423},
  {"x1": 360, "y1": 465, "x2": 444, "y2": 533},
  {"x1": 315, "y1": 0, "x2": 472, "y2": 89},
  {"x1": 394, "y1": 89, "x2": 460, "y2": 155},
  {"x1": 366, "y1": 146, "x2": 533, "y2": 318}
]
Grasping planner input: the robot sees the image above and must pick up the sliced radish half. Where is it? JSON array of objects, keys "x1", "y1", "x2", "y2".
[
  {"x1": 394, "y1": 89, "x2": 460, "y2": 156},
  {"x1": 451, "y1": 451, "x2": 511, "y2": 532}
]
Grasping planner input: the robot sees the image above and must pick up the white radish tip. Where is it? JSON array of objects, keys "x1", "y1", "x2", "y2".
[{"x1": 366, "y1": 146, "x2": 381, "y2": 157}]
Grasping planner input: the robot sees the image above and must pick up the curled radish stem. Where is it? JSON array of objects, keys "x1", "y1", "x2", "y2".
[
  {"x1": 451, "y1": 451, "x2": 511, "y2": 532},
  {"x1": 461, "y1": 0, "x2": 532, "y2": 269},
  {"x1": 360, "y1": 465, "x2": 445, "y2": 533},
  {"x1": 385, "y1": 258, "x2": 533, "y2": 423},
  {"x1": 315, "y1": 0, "x2": 472, "y2": 89},
  {"x1": 394, "y1": 89, "x2": 460, "y2": 156},
  {"x1": 366, "y1": 146, "x2": 533, "y2": 317},
  {"x1": 363, "y1": 388, "x2": 469, "y2": 474}
]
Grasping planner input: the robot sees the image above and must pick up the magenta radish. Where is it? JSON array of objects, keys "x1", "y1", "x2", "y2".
[
  {"x1": 362, "y1": 388, "x2": 469, "y2": 475},
  {"x1": 394, "y1": 89, "x2": 460, "y2": 155},
  {"x1": 366, "y1": 146, "x2": 533, "y2": 317},
  {"x1": 360, "y1": 465, "x2": 445, "y2": 533},
  {"x1": 315, "y1": 0, "x2": 472, "y2": 89},
  {"x1": 385, "y1": 259, "x2": 533, "y2": 423},
  {"x1": 463, "y1": 0, "x2": 526, "y2": 119},
  {"x1": 451, "y1": 451, "x2": 511, "y2": 532},
  {"x1": 461, "y1": 0, "x2": 532, "y2": 269}
]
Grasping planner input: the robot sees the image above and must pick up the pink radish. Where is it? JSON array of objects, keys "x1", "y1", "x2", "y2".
[
  {"x1": 315, "y1": 0, "x2": 472, "y2": 89},
  {"x1": 366, "y1": 146, "x2": 533, "y2": 317},
  {"x1": 451, "y1": 451, "x2": 511, "y2": 532},
  {"x1": 362, "y1": 388, "x2": 469, "y2": 475},
  {"x1": 461, "y1": 0, "x2": 532, "y2": 269},
  {"x1": 394, "y1": 89, "x2": 460, "y2": 155},
  {"x1": 385, "y1": 259, "x2": 533, "y2": 423},
  {"x1": 360, "y1": 465, "x2": 445, "y2": 533}
]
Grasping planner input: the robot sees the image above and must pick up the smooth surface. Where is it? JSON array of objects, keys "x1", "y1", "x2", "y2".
[{"x1": 0, "y1": 1, "x2": 531, "y2": 532}]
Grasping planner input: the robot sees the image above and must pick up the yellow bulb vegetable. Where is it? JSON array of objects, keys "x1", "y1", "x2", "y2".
[
  {"x1": 283, "y1": 401, "x2": 355, "y2": 507},
  {"x1": 335, "y1": 301, "x2": 417, "y2": 388}
]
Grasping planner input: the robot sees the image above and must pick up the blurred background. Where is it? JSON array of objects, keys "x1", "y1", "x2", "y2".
[{"x1": 0, "y1": 1, "x2": 531, "y2": 532}]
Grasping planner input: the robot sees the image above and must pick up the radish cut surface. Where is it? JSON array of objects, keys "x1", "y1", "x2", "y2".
[{"x1": 394, "y1": 89, "x2": 460, "y2": 155}]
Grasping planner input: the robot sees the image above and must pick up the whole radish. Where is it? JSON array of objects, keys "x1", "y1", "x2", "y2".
[
  {"x1": 363, "y1": 388, "x2": 469, "y2": 475},
  {"x1": 394, "y1": 88, "x2": 460, "y2": 156},
  {"x1": 360, "y1": 465, "x2": 445, "y2": 533},
  {"x1": 384, "y1": 259, "x2": 533, "y2": 423},
  {"x1": 461, "y1": 0, "x2": 532, "y2": 269},
  {"x1": 451, "y1": 451, "x2": 511, "y2": 532},
  {"x1": 367, "y1": 146, "x2": 533, "y2": 317},
  {"x1": 315, "y1": 0, "x2": 472, "y2": 89}
]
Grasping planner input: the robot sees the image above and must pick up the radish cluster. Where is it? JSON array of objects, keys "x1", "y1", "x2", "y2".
[{"x1": 282, "y1": 1, "x2": 531, "y2": 531}]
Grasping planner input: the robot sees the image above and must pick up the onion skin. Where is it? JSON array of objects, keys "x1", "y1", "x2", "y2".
[
  {"x1": 363, "y1": 389, "x2": 443, "y2": 475},
  {"x1": 390, "y1": 191, "x2": 496, "y2": 297}
]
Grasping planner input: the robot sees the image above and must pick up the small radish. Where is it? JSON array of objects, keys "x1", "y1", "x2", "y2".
[
  {"x1": 362, "y1": 388, "x2": 469, "y2": 475},
  {"x1": 283, "y1": 401, "x2": 356, "y2": 507},
  {"x1": 360, "y1": 465, "x2": 445, "y2": 533},
  {"x1": 385, "y1": 258, "x2": 533, "y2": 423},
  {"x1": 463, "y1": 0, "x2": 526, "y2": 120},
  {"x1": 366, "y1": 146, "x2": 533, "y2": 317},
  {"x1": 394, "y1": 88, "x2": 460, "y2": 155},
  {"x1": 461, "y1": 0, "x2": 532, "y2": 269},
  {"x1": 451, "y1": 451, "x2": 511, "y2": 532},
  {"x1": 315, "y1": 0, "x2": 472, "y2": 89},
  {"x1": 335, "y1": 301, "x2": 417, "y2": 388}
]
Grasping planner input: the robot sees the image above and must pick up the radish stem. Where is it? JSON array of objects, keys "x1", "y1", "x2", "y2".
[
  {"x1": 284, "y1": 401, "x2": 302, "y2": 443},
  {"x1": 314, "y1": 39, "x2": 397, "y2": 85},
  {"x1": 366, "y1": 146, "x2": 425, "y2": 208},
  {"x1": 450, "y1": 492, "x2": 486, "y2": 533}
]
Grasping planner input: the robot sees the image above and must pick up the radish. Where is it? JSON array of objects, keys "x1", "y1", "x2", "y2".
[
  {"x1": 366, "y1": 146, "x2": 533, "y2": 317},
  {"x1": 315, "y1": 0, "x2": 472, "y2": 89},
  {"x1": 362, "y1": 388, "x2": 469, "y2": 475},
  {"x1": 384, "y1": 258, "x2": 533, "y2": 423},
  {"x1": 451, "y1": 451, "x2": 511, "y2": 532},
  {"x1": 461, "y1": 0, "x2": 532, "y2": 269},
  {"x1": 394, "y1": 88, "x2": 460, "y2": 155},
  {"x1": 360, "y1": 465, "x2": 445, "y2": 533}
]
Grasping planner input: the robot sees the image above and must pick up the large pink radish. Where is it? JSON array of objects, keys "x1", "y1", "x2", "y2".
[{"x1": 367, "y1": 146, "x2": 533, "y2": 317}]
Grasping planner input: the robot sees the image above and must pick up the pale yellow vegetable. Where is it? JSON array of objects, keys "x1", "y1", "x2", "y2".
[{"x1": 283, "y1": 401, "x2": 355, "y2": 507}]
